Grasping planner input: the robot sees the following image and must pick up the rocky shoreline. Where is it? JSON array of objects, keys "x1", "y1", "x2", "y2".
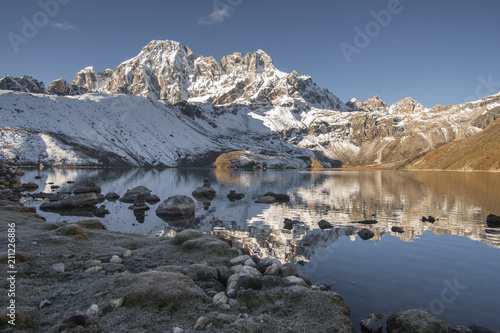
[{"x1": 0, "y1": 162, "x2": 498, "y2": 333}]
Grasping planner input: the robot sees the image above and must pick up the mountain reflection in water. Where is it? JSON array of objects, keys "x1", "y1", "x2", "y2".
[{"x1": 20, "y1": 168, "x2": 500, "y2": 261}]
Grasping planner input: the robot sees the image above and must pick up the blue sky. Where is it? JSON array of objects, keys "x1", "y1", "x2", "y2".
[{"x1": 1, "y1": 0, "x2": 499, "y2": 107}]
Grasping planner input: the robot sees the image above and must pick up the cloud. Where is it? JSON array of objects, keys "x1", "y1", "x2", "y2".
[
  {"x1": 198, "y1": 6, "x2": 232, "y2": 26},
  {"x1": 52, "y1": 22, "x2": 77, "y2": 31}
]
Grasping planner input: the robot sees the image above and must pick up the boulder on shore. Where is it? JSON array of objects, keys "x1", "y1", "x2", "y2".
[
  {"x1": 386, "y1": 309, "x2": 448, "y2": 333},
  {"x1": 40, "y1": 193, "x2": 98, "y2": 211}
]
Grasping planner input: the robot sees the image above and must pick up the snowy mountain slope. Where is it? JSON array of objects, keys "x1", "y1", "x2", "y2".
[{"x1": 0, "y1": 90, "x2": 325, "y2": 167}]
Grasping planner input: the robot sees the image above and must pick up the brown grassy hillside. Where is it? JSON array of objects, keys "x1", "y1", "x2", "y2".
[{"x1": 406, "y1": 119, "x2": 500, "y2": 171}]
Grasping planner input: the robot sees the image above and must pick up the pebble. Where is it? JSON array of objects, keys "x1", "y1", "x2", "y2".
[
  {"x1": 86, "y1": 304, "x2": 101, "y2": 317},
  {"x1": 123, "y1": 250, "x2": 132, "y2": 258},
  {"x1": 85, "y1": 259, "x2": 102, "y2": 268},
  {"x1": 360, "y1": 313, "x2": 383, "y2": 332},
  {"x1": 83, "y1": 266, "x2": 102, "y2": 275},
  {"x1": 52, "y1": 263, "x2": 65, "y2": 273},
  {"x1": 212, "y1": 292, "x2": 228, "y2": 305},
  {"x1": 109, "y1": 255, "x2": 122, "y2": 264},
  {"x1": 109, "y1": 297, "x2": 125, "y2": 308},
  {"x1": 102, "y1": 263, "x2": 125, "y2": 272},
  {"x1": 230, "y1": 255, "x2": 251, "y2": 266},
  {"x1": 172, "y1": 328, "x2": 184, "y2": 333},
  {"x1": 193, "y1": 316, "x2": 210, "y2": 330}
]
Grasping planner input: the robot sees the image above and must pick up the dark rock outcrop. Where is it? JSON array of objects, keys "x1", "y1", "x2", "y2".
[{"x1": 0, "y1": 75, "x2": 45, "y2": 93}]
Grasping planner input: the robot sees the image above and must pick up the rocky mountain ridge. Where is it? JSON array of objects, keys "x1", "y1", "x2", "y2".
[{"x1": 0, "y1": 40, "x2": 499, "y2": 170}]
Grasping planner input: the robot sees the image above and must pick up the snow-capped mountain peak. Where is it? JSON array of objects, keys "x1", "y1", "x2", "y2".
[{"x1": 66, "y1": 39, "x2": 348, "y2": 110}]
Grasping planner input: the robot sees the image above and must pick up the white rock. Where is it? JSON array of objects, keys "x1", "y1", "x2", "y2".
[
  {"x1": 122, "y1": 250, "x2": 132, "y2": 258},
  {"x1": 240, "y1": 266, "x2": 261, "y2": 277},
  {"x1": 193, "y1": 316, "x2": 210, "y2": 330},
  {"x1": 52, "y1": 263, "x2": 65, "y2": 273},
  {"x1": 109, "y1": 255, "x2": 122, "y2": 264},
  {"x1": 231, "y1": 264, "x2": 244, "y2": 274},
  {"x1": 172, "y1": 328, "x2": 184, "y2": 333},
  {"x1": 86, "y1": 304, "x2": 101, "y2": 317},
  {"x1": 83, "y1": 266, "x2": 102, "y2": 275},
  {"x1": 213, "y1": 291, "x2": 228, "y2": 305},
  {"x1": 244, "y1": 258, "x2": 256, "y2": 267},
  {"x1": 109, "y1": 297, "x2": 124, "y2": 308},
  {"x1": 282, "y1": 276, "x2": 308, "y2": 287},
  {"x1": 229, "y1": 255, "x2": 251, "y2": 266},
  {"x1": 85, "y1": 259, "x2": 102, "y2": 268}
]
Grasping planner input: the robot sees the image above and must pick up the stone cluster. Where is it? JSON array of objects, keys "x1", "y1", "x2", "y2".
[{"x1": 0, "y1": 160, "x2": 24, "y2": 201}]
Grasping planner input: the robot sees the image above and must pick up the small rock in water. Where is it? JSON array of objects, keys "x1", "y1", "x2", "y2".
[
  {"x1": 360, "y1": 313, "x2": 383, "y2": 333},
  {"x1": 93, "y1": 204, "x2": 109, "y2": 217},
  {"x1": 357, "y1": 228, "x2": 375, "y2": 240},
  {"x1": 318, "y1": 220, "x2": 333, "y2": 229},
  {"x1": 193, "y1": 316, "x2": 210, "y2": 330},
  {"x1": 486, "y1": 214, "x2": 500, "y2": 228},
  {"x1": 391, "y1": 226, "x2": 405, "y2": 233},
  {"x1": 422, "y1": 216, "x2": 436, "y2": 223},
  {"x1": 227, "y1": 190, "x2": 245, "y2": 201},
  {"x1": 255, "y1": 196, "x2": 276, "y2": 204},
  {"x1": 105, "y1": 192, "x2": 120, "y2": 201}
]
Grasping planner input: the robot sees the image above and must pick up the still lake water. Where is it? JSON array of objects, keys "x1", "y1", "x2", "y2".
[{"x1": 20, "y1": 168, "x2": 500, "y2": 330}]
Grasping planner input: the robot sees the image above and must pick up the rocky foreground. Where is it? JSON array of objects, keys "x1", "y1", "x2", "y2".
[{"x1": 0, "y1": 163, "x2": 498, "y2": 333}]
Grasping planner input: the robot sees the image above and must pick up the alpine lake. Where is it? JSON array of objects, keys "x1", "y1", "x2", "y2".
[{"x1": 19, "y1": 167, "x2": 500, "y2": 331}]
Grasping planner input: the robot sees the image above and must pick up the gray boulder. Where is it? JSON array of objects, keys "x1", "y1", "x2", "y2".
[
  {"x1": 40, "y1": 193, "x2": 98, "y2": 211},
  {"x1": 156, "y1": 195, "x2": 195, "y2": 219},
  {"x1": 73, "y1": 180, "x2": 101, "y2": 195},
  {"x1": 119, "y1": 186, "x2": 152, "y2": 203},
  {"x1": 192, "y1": 186, "x2": 216, "y2": 200},
  {"x1": 386, "y1": 309, "x2": 448, "y2": 333},
  {"x1": 357, "y1": 228, "x2": 375, "y2": 240}
]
